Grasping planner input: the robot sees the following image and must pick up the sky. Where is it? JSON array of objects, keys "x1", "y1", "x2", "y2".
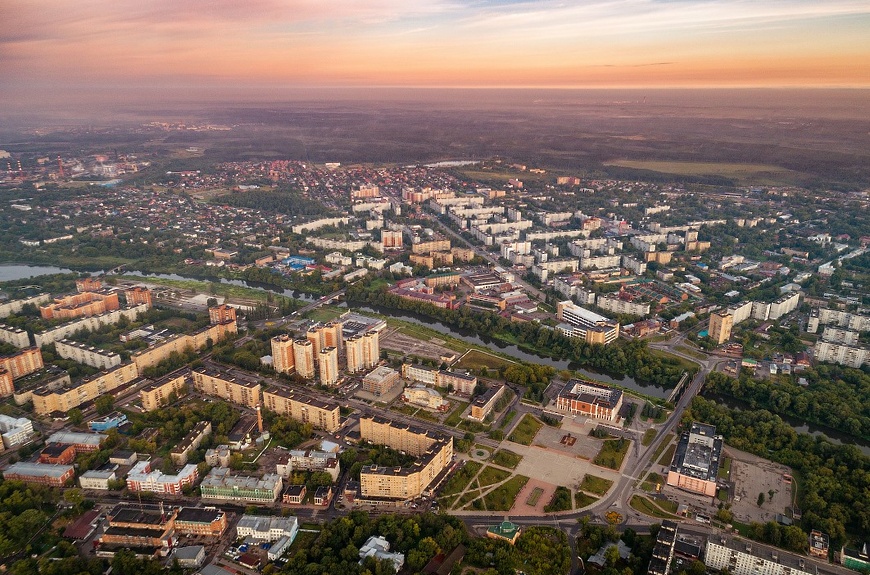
[{"x1": 2, "y1": 0, "x2": 870, "y2": 109}]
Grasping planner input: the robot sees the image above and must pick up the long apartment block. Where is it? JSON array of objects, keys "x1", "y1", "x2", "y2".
[
  {"x1": 192, "y1": 366, "x2": 261, "y2": 409},
  {"x1": 262, "y1": 387, "x2": 340, "y2": 432}
]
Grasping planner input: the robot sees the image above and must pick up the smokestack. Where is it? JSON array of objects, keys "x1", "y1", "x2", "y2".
[
  {"x1": 57, "y1": 156, "x2": 64, "y2": 178},
  {"x1": 256, "y1": 406, "x2": 264, "y2": 434}
]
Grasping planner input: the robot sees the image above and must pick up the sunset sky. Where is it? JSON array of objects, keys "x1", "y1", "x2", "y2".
[{"x1": 2, "y1": 0, "x2": 870, "y2": 108}]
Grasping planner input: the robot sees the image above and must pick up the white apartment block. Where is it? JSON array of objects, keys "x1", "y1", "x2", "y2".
[
  {"x1": 704, "y1": 536, "x2": 839, "y2": 575},
  {"x1": 596, "y1": 295, "x2": 651, "y2": 317},
  {"x1": 55, "y1": 339, "x2": 122, "y2": 370},
  {"x1": 821, "y1": 327, "x2": 860, "y2": 346},
  {"x1": 727, "y1": 301, "x2": 753, "y2": 325},
  {"x1": 768, "y1": 292, "x2": 800, "y2": 320},
  {"x1": 814, "y1": 341, "x2": 868, "y2": 368},
  {"x1": 621, "y1": 255, "x2": 647, "y2": 275},
  {"x1": 0, "y1": 324, "x2": 30, "y2": 348},
  {"x1": 807, "y1": 308, "x2": 870, "y2": 333},
  {"x1": 579, "y1": 254, "x2": 621, "y2": 270}
]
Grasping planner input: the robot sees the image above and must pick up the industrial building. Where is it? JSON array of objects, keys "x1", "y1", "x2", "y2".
[{"x1": 666, "y1": 422, "x2": 723, "y2": 497}]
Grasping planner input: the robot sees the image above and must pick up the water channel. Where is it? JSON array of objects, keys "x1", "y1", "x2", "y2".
[{"x1": 3, "y1": 264, "x2": 868, "y2": 452}]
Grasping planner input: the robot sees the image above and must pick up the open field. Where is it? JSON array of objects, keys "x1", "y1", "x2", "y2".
[
  {"x1": 642, "y1": 429, "x2": 658, "y2": 446},
  {"x1": 603, "y1": 160, "x2": 804, "y2": 186},
  {"x1": 444, "y1": 402, "x2": 469, "y2": 427},
  {"x1": 305, "y1": 306, "x2": 344, "y2": 323},
  {"x1": 508, "y1": 414, "x2": 544, "y2": 445},
  {"x1": 492, "y1": 449, "x2": 523, "y2": 469},
  {"x1": 575, "y1": 492, "x2": 598, "y2": 508},
  {"x1": 640, "y1": 472, "x2": 665, "y2": 492},
  {"x1": 483, "y1": 475, "x2": 529, "y2": 511},
  {"x1": 658, "y1": 443, "x2": 677, "y2": 466},
  {"x1": 455, "y1": 349, "x2": 516, "y2": 373},
  {"x1": 580, "y1": 475, "x2": 613, "y2": 496}
]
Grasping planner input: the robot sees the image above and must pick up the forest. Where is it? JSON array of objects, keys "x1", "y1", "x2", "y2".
[
  {"x1": 688, "y1": 397, "x2": 870, "y2": 545},
  {"x1": 704, "y1": 368, "x2": 870, "y2": 440}
]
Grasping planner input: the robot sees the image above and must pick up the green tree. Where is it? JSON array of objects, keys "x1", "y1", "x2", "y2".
[{"x1": 68, "y1": 408, "x2": 83, "y2": 425}]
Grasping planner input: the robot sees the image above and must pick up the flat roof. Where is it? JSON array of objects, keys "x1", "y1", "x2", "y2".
[
  {"x1": 4, "y1": 462, "x2": 74, "y2": 477},
  {"x1": 176, "y1": 507, "x2": 224, "y2": 524}
]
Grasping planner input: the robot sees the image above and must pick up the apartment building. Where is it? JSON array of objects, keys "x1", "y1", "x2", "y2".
[
  {"x1": 192, "y1": 367, "x2": 262, "y2": 409},
  {"x1": 33, "y1": 304, "x2": 149, "y2": 347},
  {"x1": 359, "y1": 416, "x2": 453, "y2": 501},
  {"x1": 709, "y1": 311, "x2": 734, "y2": 345},
  {"x1": 436, "y1": 370, "x2": 477, "y2": 394},
  {"x1": 293, "y1": 339, "x2": 316, "y2": 378},
  {"x1": 124, "y1": 286, "x2": 153, "y2": 307},
  {"x1": 813, "y1": 341, "x2": 868, "y2": 368},
  {"x1": 32, "y1": 362, "x2": 139, "y2": 415},
  {"x1": 40, "y1": 290, "x2": 120, "y2": 320},
  {"x1": 0, "y1": 347, "x2": 44, "y2": 379},
  {"x1": 271, "y1": 334, "x2": 295, "y2": 374},
  {"x1": 262, "y1": 387, "x2": 341, "y2": 432},
  {"x1": 208, "y1": 304, "x2": 236, "y2": 324},
  {"x1": 0, "y1": 414, "x2": 34, "y2": 448},
  {"x1": 556, "y1": 301, "x2": 620, "y2": 345},
  {"x1": 704, "y1": 535, "x2": 848, "y2": 575},
  {"x1": 820, "y1": 327, "x2": 860, "y2": 346},
  {"x1": 170, "y1": 421, "x2": 212, "y2": 466},
  {"x1": 199, "y1": 467, "x2": 283, "y2": 503},
  {"x1": 0, "y1": 324, "x2": 30, "y2": 348},
  {"x1": 807, "y1": 308, "x2": 870, "y2": 333},
  {"x1": 55, "y1": 339, "x2": 121, "y2": 370},
  {"x1": 318, "y1": 347, "x2": 339, "y2": 387},
  {"x1": 132, "y1": 320, "x2": 237, "y2": 372},
  {"x1": 768, "y1": 292, "x2": 800, "y2": 320},
  {"x1": 556, "y1": 379, "x2": 624, "y2": 421},
  {"x1": 140, "y1": 369, "x2": 189, "y2": 411},
  {"x1": 0, "y1": 368, "x2": 11, "y2": 398},
  {"x1": 596, "y1": 294, "x2": 651, "y2": 318},
  {"x1": 401, "y1": 364, "x2": 438, "y2": 386},
  {"x1": 0, "y1": 293, "x2": 50, "y2": 319}
]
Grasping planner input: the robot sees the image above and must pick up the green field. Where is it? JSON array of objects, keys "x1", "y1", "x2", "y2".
[
  {"x1": 483, "y1": 475, "x2": 529, "y2": 511},
  {"x1": 305, "y1": 306, "x2": 344, "y2": 322},
  {"x1": 477, "y1": 466, "x2": 512, "y2": 487},
  {"x1": 593, "y1": 438, "x2": 630, "y2": 470},
  {"x1": 492, "y1": 449, "x2": 523, "y2": 469},
  {"x1": 603, "y1": 159, "x2": 803, "y2": 186},
  {"x1": 499, "y1": 410, "x2": 517, "y2": 429},
  {"x1": 455, "y1": 349, "x2": 516, "y2": 373},
  {"x1": 630, "y1": 495, "x2": 681, "y2": 519},
  {"x1": 642, "y1": 428, "x2": 658, "y2": 446},
  {"x1": 718, "y1": 456, "x2": 732, "y2": 480},
  {"x1": 658, "y1": 443, "x2": 677, "y2": 466},
  {"x1": 575, "y1": 492, "x2": 598, "y2": 508},
  {"x1": 444, "y1": 402, "x2": 469, "y2": 427},
  {"x1": 439, "y1": 461, "x2": 482, "y2": 498},
  {"x1": 580, "y1": 475, "x2": 613, "y2": 496},
  {"x1": 508, "y1": 414, "x2": 544, "y2": 445},
  {"x1": 640, "y1": 472, "x2": 665, "y2": 492},
  {"x1": 651, "y1": 433, "x2": 674, "y2": 462}
]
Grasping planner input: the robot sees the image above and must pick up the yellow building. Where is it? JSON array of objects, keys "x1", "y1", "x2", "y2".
[
  {"x1": 140, "y1": 369, "x2": 189, "y2": 411},
  {"x1": 33, "y1": 362, "x2": 139, "y2": 415},
  {"x1": 192, "y1": 367, "x2": 261, "y2": 409},
  {"x1": 262, "y1": 387, "x2": 340, "y2": 432},
  {"x1": 709, "y1": 312, "x2": 733, "y2": 345},
  {"x1": 0, "y1": 347, "x2": 44, "y2": 379},
  {"x1": 132, "y1": 321, "x2": 237, "y2": 372},
  {"x1": 345, "y1": 335, "x2": 365, "y2": 374},
  {"x1": 358, "y1": 415, "x2": 453, "y2": 501},
  {"x1": 271, "y1": 334, "x2": 295, "y2": 375},
  {"x1": 411, "y1": 239, "x2": 451, "y2": 254},
  {"x1": 293, "y1": 339, "x2": 315, "y2": 379},
  {"x1": 318, "y1": 347, "x2": 339, "y2": 387}
]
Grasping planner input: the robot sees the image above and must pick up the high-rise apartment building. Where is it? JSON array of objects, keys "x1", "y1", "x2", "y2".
[
  {"x1": 318, "y1": 347, "x2": 339, "y2": 386},
  {"x1": 708, "y1": 311, "x2": 733, "y2": 345},
  {"x1": 293, "y1": 339, "x2": 315, "y2": 378},
  {"x1": 271, "y1": 334, "x2": 295, "y2": 374}
]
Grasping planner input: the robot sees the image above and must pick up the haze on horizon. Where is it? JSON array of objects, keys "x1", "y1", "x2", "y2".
[{"x1": 2, "y1": 0, "x2": 870, "y2": 115}]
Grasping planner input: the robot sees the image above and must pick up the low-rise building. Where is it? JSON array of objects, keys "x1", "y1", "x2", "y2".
[
  {"x1": 486, "y1": 521, "x2": 521, "y2": 545},
  {"x1": 469, "y1": 384, "x2": 506, "y2": 422},
  {"x1": 359, "y1": 536, "x2": 405, "y2": 573},
  {"x1": 235, "y1": 514, "x2": 298, "y2": 542},
  {"x1": 174, "y1": 507, "x2": 228, "y2": 536},
  {"x1": 199, "y1": 468, "x2": 283, "y2": 503},
  {"x1": 79, "y1": 468, "x2": 117, "y2": 490},
  {"x1": 126, "y1": 460, "x2": 199, "y2": 495},
  {"x1": 100, "y1": 505, "x2": 176, "y2": 557},
  {"x1": 171, "y1": 546, "x2": 206, "y2": 568},
  {"x1": 0, "y1": 414, "x2": 34, "y2": 448},
  {"x1": 87, "y1": 411, "x2": 128, "y2": 432},
  {"x1": 47, "y1": 431, "x2": 106, "y2": 452},
  {"x1": 2, "y1": 461, "x2": 75, "y2": 486},
  {"x1": 170, "y1": 421, "x2": 212, "y2": 466},
  {"x1": 666, "y1": 422, "x2": 723, "y2": 497},
  {"x1": 402, "y1": 385, "x2": 448, "y2": 411},
  {"x1": 362, "y1": 366, "x2": 401, "y2": 397},
  {"x1": 555, "y1": 379, "x2": 623, "y2": 421}
]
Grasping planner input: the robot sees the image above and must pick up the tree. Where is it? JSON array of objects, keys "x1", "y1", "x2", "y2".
[
  {"x1": 757, "y1": 492, "x2": 765, "y2": 506},
  {"x1": 94, "y1": 394, "x2": 114, "y2": 415},
  {"x1": 68, "y1": 408, "x2": 83, "y2": 425}
]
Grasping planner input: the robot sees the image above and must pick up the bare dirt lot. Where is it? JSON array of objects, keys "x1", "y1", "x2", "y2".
[
  {"x1": 379, "y1": 327, "x2": 457, "y2": 361},
  {"x1": 728, "y1": 447, "x2": 793, "y2": 524}
]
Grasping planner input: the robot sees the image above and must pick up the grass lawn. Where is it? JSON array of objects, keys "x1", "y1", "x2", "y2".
[
  {"x1": 526, "y1": 487, "x2": 545, "y2": 506},
  {"x1": 508, "y1": 414, "x2": 544, "y2": 445},
  {"x1": 305, "y1": 306, "x2": 344, "y2": 322},
  {"x1": 651, "y1": 433, "x2": 674, "y2": 462},
  {"x1": 499, "y1": 410, "x2": 517, "y2": 429},
  {"x1": 602, "y1": 159, "x2": 802, "y2": 186},
  {"x1": 439, "y1": 461, "x2": 482, "y2": 497},
  {"x1": 483, "y1": 475, "x2": 529, "y2": 511},
  {"x1": 658, "y1": 443, "x2": 677, "y2": 466},
  {"x1": 118, "y1": 274, "x2": 300, "y2": 305},
  {"x1": 640, "y1": 472, "x2": 665, "y2": 492},
  {"x1": 457, "y1": 489, "x2": 481, "y2": 509},
  {"x1": 491, "y1": 450, "x2": 523, "y2": 469},
  {"x1": 393, "y1": 323, "x2": 467, "y2": 353},
  {"x1": 593, "y1": 438, "x2": 630, "y2": 470},
  {"x1": 718, "y1": 457, "x2": 732, "y2": 480},
  {"x1": 673, "y1": 345, "x2": 709, "y2": 362},
  {"x1": 477, "y1": 466, "x2": 512, "y2": 487},
  {"x1": 575, "y1": 492, "x2": 598, "y2": 508},
  {"x1": 444, "y1": 402, "x2": 468, "y2": 427},
  {"x1": 580, "y1": 475, "x2": 613, "y2": 496},
  {"x1": 455, "y1": 349, "x2": 516, "y2": 372},
  {"x1": 642, "y1": 429, "x2": 658, "y2": 446},
  {"x1": 630, "y1": 495, "x2": 681, "y2": 519}
]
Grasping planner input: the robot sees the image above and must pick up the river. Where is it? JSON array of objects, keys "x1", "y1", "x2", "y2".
[
  {"x1": 704, "y1": 392, "x2": 870, "y2": 455},
  {"x1": 0, "y1": 264, "x2": 78, "y2": 282}
]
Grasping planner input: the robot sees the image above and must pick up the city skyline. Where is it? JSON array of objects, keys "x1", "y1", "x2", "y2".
[{"x1": 2, "y1": 0, "x2": 870, "y2": 112}]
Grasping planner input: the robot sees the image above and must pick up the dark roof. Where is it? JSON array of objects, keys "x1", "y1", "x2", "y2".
[
  {"x1": 63, "y1": 509, "x2": 100, "y2": 539},
  {"x1": 175, "y1": 507, "x2": 223, "y2": 524}
]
